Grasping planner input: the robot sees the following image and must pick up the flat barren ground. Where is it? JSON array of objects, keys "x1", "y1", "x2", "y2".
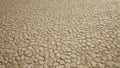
[{"x1": 0, "y1": 0, "x2": 120, "y2": 68}]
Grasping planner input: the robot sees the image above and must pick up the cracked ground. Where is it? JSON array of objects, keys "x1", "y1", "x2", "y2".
[{"x1": 0, "y1": 0, "x2": 120, "y2": 68}]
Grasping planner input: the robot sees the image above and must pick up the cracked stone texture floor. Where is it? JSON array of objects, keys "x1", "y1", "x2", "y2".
[{"x1": 0, "y1": 0, "x2": 120, "y2": 68}]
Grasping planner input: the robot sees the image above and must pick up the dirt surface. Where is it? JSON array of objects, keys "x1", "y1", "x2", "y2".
[{"x1": 0, "y1": 0, "x2": 120, "y2": 68}]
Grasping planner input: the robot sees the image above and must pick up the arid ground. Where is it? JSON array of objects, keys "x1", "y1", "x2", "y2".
[{"x1": 0, "y1": 0, "x2": 120, "y2": 68}]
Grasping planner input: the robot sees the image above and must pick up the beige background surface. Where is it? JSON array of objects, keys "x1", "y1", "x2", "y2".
[{"x1": 0, "y1": 0, "x2": 120, "y2": 68}]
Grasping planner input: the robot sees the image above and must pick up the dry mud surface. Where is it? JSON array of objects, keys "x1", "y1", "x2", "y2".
[{"x1": 0, "y1": 0, "x2": 120, "y2": 68}]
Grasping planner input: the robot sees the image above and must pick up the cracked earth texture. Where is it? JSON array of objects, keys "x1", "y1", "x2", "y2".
[{"x1": 0, "y1": 0, "x2": 120, "y2": 68}]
